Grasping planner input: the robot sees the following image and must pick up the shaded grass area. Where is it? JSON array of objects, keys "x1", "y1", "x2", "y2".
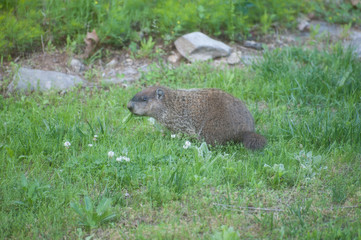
[{"x1": 1, "y1": 45, "x2": 361, "y2": 239}]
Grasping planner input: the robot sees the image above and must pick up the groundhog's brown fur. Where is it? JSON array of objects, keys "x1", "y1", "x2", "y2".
[{"x1": 127, "y1": 86, "x2": 266, "y2": 150}]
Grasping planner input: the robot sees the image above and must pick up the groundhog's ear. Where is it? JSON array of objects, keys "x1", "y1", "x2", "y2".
[{"x1": 156, "y1": 88, "x2": 164, "y2": 99}]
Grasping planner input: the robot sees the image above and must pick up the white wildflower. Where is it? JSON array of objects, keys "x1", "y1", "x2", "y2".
[
  {"x1": 264, "y1": 164, "x2": 271, "y2": 168},
  {"x1": 274, "y1": 164, "x2": 285, "y2": 172},
  {"x1": 108, "y1": 151, "x2": 115, "y2": 158},
  {"x1": 116, "y1": 156, "x2": 130, "y2": 162},
  {"x1": 183, "y1": 140, "x2": 191, "y2": 149},
  {"x1": 148, "y1": 117, "x2": 155, "y2": 125},
  {"x1": 93, "y1": 135, "x2": 98, "y2": 141},
  {"x1": 171, "y1": 134, "x2": 176, "y2": 138},
  {"x1": 125, "y1": 192, "x2": 130, "y2": 197},
  {"x1": 88, "y1": 144, "x2": 93, "y2": 147},
  {"x1": 64, "y1": 141, "x2": 71, "y2": 148}
]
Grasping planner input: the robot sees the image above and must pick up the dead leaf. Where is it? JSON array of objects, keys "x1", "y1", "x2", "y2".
[
  {"x1": 350, "y1": 0, "x2": 361, "y2": 6},
  {"x1": 83, "y1": 29, "x2": 100, "y2": 59}
]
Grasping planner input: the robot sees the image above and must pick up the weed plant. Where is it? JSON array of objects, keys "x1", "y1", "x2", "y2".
[{"x1": 1, "y1": 44, "x2": 361, "y2": 238}]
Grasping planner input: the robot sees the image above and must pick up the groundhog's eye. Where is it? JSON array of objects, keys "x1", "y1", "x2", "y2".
[{"x1": 142, "y1": 96, "x2": 148, "y2": 101}]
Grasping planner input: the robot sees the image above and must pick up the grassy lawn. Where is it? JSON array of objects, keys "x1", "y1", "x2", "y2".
[{"x1": 1, "y1": 44, "x2": 361, "y2": 239}]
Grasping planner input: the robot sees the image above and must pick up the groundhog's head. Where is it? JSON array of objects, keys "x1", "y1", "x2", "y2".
[{"x1": 127, "y1": 86, "x2": 166, "y2": 117}]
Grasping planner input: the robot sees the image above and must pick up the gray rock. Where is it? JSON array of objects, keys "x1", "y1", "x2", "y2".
[
  {"x1": 244, "y1": 41, "x2": 263, "y2": 50},
  {"x1": 175, "y1": 32, "x2": 232, "y2": 62},
  {"x1": 8, "y1": 67, "x2": 85, "y2": 93},
  {"x1": 227, "y1": 51, "x2": 242, "y2": 65},
  {"x1": 70, "y1": 58, "x2": 85, "y2": 73}
]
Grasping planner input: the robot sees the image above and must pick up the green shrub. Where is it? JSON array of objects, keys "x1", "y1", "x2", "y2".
[{"x1": 0, "y1": 12, "x2": 43, "y2": 56}]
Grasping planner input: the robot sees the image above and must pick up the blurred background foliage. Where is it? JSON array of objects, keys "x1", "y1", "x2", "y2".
[{"x1": 0, "y1": 0, "x2": 359, "y2": 57}]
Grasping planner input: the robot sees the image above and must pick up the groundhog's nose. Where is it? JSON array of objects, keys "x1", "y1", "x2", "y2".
[{"x1": 127, "y1": 101, "x2": 134, "y2": 112}]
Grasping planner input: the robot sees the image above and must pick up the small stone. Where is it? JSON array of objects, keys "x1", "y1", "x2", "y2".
[
  {"x1": 70, "y1": 58, "x2": 85, "y2": 73},
  {"x1": 297, "y1": 16, "x2": 310, "y2": 32},
  {"x1": 167, "y1": 52, "x2": 182, "y2": 64},
  {"x1": 244, "y1": 41, "x2": 263, "y2": 50},
  {"x1": 227, "y1": 51, "x2": 241, "y2": 65},
  {"x1": 175, "y1": 32, "x2": 232, "y2": 62},
  {"x1": 125, "y1": 58, "x2": 133, "y2": 65},
  {"x1": 106, "y1": 58, "x2": 118, "y2": 68}
]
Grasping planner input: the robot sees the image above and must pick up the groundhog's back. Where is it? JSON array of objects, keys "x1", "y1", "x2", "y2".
[{"x1": 169, "y1": 88, "x2": 255, "y2": 145}]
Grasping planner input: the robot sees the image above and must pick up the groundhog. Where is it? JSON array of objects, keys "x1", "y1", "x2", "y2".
[{"x1": 127, "y1": 86, "x2": 267, "y2": 150}]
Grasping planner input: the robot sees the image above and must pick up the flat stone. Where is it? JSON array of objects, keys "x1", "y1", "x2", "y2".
[
  {"x1": 175, "y1": 32, "x2": 232, "y2": 62},
  {"x1": 8, "y1": 67, "x2": 85, "y2": 93}
]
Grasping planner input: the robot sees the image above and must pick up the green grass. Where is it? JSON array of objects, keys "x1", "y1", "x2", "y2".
[{"x1": 1, "y1": 44, "x2": 361, "y2": 239}]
